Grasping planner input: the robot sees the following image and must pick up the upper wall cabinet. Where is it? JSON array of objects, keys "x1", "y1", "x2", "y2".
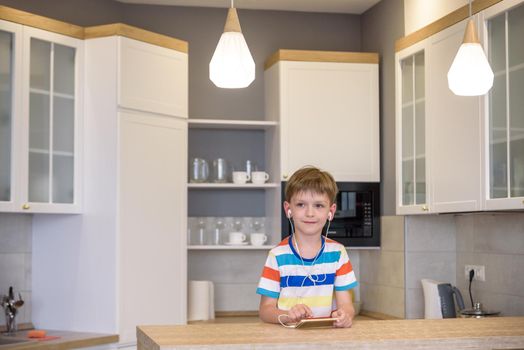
[
  {"x1": 482, "y1": 0, "x2": 524, "y2": 210},
  {"x1": 0, "y1": 20, "x2": 21, "y2": 212},
  {"x1": 426, "y1": 19, "x2": 483, "y2": 214},
  {"x1": 265, "y1": 50, "x2": 380, "y2": 182},
  {"x1": 396, "y1": 18, "x2": 483, "y2": 215},
  {"x1": 118, "y1": 36, "x2": 188, "y2": 117},
  {"x1": 396, "y1": 41, "x2": 428, "y2": 215},
  {"x1": 396, "y1": 0, "x2": 524, "y2": 214},
  {"x1": 0, "y1": 20, "x2": 83, "y2": 213}
]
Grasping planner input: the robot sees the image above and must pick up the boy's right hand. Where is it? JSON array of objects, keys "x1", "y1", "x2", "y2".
[{"x1": 287, "y1": 304, "x2": 313, "y2": 322}]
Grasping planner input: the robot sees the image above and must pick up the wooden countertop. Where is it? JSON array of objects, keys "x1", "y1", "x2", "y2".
[
  {"x1": 0, "y1": 329, "x2": 118, "y2": 350},
  {"x1": 138, "y1": 317, "x2": 524, "y2": 350}
]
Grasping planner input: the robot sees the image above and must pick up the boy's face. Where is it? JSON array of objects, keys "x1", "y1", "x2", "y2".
[{"x1": 284, "y1": 190, "x2": 336, "y2": 238}]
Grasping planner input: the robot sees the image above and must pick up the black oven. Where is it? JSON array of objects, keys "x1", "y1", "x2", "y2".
[{"x1": 281, "y1": 182, "x2": 380, "y2": 247}]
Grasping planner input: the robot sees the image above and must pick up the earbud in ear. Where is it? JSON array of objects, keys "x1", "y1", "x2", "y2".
[
  {"x1": 287, "y1": 210, "x2": 292, "y2": 218},
  {"x1": 328, "y1": 213, "x2": 333, "y2": 221}
]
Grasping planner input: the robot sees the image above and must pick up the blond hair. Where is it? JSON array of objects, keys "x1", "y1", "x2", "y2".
[{"x1": 285, "y1": 166, "x2": 338, "y2": 204}]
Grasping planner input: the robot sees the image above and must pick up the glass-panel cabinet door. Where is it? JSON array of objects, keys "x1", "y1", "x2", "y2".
[
  {"x1": 0, "y1": 20, "x2": 21, "y2": 212},
  {"x1": 0, "y1": 29, "x2": 14, "y2": 204},
  {"x1": 27, "y1": 36, "x2": 77, "y2": 207},
  {"x1": 486, "y1": 2, "x2": 524, "y2": 207},
  {"x1": 398, "y1": 50, "x2": 427, "y2": 213}
]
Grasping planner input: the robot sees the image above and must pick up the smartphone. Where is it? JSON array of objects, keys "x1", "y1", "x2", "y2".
[{"x1": 292, "y1": 317, "x2": 339, "y2": 329}]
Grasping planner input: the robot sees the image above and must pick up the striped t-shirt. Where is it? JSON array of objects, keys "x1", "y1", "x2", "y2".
[{"x1": 256, "y1": 235, "x2": 358, "y2": 317}]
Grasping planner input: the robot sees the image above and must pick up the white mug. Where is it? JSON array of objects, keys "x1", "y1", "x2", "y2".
[
  {"x1": 250, "y1": 233, "x2": 267, "y2": 246},
  {"x1": 251, "y1": 171, "x2": 269, "y2": 185},
  {"x1": 229, "y1": 232, "x2": 246, "y2": 243},
  {"x1": 232, "y1": 171, "x2": 250, "y2": 184}
]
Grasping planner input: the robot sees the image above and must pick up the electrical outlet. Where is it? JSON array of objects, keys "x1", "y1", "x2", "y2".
[{"x1": 465, "y1": 265, "x2": 485, "y2": 282}]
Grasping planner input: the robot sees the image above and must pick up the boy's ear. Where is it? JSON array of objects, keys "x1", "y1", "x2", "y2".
[{"x1": 283, "y1": 202, "x2": 291, "y2": 218}]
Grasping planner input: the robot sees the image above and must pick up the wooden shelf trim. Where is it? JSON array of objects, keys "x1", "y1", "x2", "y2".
[
  {"x1": 84, "y1": 23, "x2": 188, "y2": 53},
  {"x1": 0, "y1": 5, "x2": 84, "y2": 39},
  {"x1": 0, "y1": 5, "x2": 188, "y2": 53},
  {"x1": 264, "y1": 49, "x2": 379, "y2": 70},
  {"x1": 395, "y1": 0, "x2": 504, "y2": 52}
]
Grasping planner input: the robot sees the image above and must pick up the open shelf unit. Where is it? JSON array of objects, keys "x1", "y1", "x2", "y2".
[{"x1": 187, "y1": 117, "x2": 281, "y2": 250}]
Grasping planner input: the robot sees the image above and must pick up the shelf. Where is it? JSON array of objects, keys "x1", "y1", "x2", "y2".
[
  {"x1": 401, "y1": 97, "x2": 425, "y2": 109},
  {"x1": 188, "y1": 183, "x2": 279, "y2": 189},
  {"x1": 493, "y1": 62, "x2": 524, "y2": 77},
  {"x1": 402, "y1": 154, "x2": 426, "y2": 162},
  {"x1": 188, "y1": 118, "x2": 278, "y2": 130},
  {"x1": 29, "y1": 148, "x2": 74, "y2": 157},
  {"x1": 188, "y1": 245, "x2": 272, "y2": 250},
  {"x1": 30, "y1": 88, "x2": 74, "y2": 100}
]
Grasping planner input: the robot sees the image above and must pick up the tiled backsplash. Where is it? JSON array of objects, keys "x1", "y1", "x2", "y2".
[
  {"x1": 0, "y1": 213, "x2": 32, "y2": 326},
  {"x1": 404, "y1": 215, "x2": 456, "y2": 319},
  {"x1": 455, "y1": 213, "x2": 524, "y2": 316},
  {"x1": 2, "y1": 211, "x2": 523, "y2": 323},
  {"x1": 188, "y1": 248, "x2": 361, "y2": 312},
  {"x1": 404, "y1": 212, "x2": 524, "y2": 318},
  {"x1": 360, "y1": 216, "x2": 405, "y2": 318}
]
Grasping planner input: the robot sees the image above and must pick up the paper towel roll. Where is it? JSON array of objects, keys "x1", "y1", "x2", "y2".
[{"x1": 188, "y1": 280, "x2": 215, "y2": 321}]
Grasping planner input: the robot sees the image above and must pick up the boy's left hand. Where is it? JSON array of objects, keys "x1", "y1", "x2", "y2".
[{"x1": 331, "y1": 309, "x2": 353, "y2": 328}]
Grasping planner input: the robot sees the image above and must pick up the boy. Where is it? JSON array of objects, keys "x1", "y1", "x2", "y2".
[{"x1": 256, "y1": 166, "x2": 357, "y2": 328}]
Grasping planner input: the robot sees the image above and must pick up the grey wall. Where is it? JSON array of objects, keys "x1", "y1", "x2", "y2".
[
  {"x1": 0, "y1": 0, "x2": 362, "y2": 120},
  {"x1": 361, "y1": 0, "x2": 404, "y2": 216},
  {"x1": 121, "y1": 5, "x2": 361, "y2": 119},
  {"x1": 0, "y1": 214, "x2": 32, "y2": 327}
]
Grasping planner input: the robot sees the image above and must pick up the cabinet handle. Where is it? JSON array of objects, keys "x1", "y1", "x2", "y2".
[
  {"x1": 283, "y1": 174, "x2": 288, "y2": 180},
  {"x1": 422, "y1": 205, "x2": 429, "y2": 212},
  {"x1": 22, "y1": 204, "x2": 30, "y2": 210}
]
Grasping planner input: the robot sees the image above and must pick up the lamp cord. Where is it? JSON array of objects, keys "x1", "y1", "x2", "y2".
[{"x1": 468, "y1": 0, "x2": 472, "y2": 18}]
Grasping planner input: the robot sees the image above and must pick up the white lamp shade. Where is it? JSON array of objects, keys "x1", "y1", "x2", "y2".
[
  {"x1": 447, "y1": 42, "x2": 494, "y2": 96},
  {"x1": 209, "y1": 31, "x2": 255, "y2": 88}
]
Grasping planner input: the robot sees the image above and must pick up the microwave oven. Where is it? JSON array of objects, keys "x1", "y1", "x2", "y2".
[{"x1": 281, "y1": 182, "x2": 380, "y2": 247}]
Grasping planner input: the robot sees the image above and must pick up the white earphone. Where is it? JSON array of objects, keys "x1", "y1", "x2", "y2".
[
  {"x1": 328, "y1": 212, "x2": 333, "y2": 221},
  {"x1": 287, "y1": 209, "x2": 292, "y2": 218}
]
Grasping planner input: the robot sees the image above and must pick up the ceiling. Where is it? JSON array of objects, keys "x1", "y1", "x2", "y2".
[{"x1": 115, "y1": 0, "x2": 382, "y2": 15}]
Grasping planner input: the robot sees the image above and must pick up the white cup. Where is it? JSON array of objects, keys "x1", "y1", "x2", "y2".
[
  {"x1": 251, "y1": 171, "x2": 269, "y2": 185},
  {"x1": 229, "y1": 232, "x2": 246, "y2": 244},
  {"x1": 250, "y1": 233, "x2": 268, "y2": 246},
  {"x1": 232, "y1": 171, "x2": 250, "y2": 184}
]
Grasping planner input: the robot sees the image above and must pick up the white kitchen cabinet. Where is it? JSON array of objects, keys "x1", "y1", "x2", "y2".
[
  {"x1": 426, "y1": 18, "x2": 483, "y2": 213},
  {"x1": 395, "y1": 41, "x2": 429, "y2": 215},
  {"x1": 396, "y1": 18, "x2": 483, "y2": 215},
  {"x1": 482, "y1": 0, "x2": 524, "y2": 210},
  {"x1": 264, "y1": 51, "x2": 380, "y2": 182},
  {"x1": 0, "y1": 20, "x2": 83, "y2": 213},
  {"x1": 32, "y1": 32, "x2": 188, "y2": 344},
  {"x1": 0, "y1": 20, "x2": 21, "y2": 212},
  {"x1": 118, "y1": 36, "x2": 187, "y2": 117}
]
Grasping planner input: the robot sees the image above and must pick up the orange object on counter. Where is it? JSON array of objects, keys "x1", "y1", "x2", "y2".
[{"x1": 28, "y1": 330, "x2": 46, "y2": 338}]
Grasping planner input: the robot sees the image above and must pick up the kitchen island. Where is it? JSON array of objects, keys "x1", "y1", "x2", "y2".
[{"x1": 137, "y1": 317, "x2": 524, "y2": 350}]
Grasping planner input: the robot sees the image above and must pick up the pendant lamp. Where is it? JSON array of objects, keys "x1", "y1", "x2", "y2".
[
  {"x1": 209, "y1": 0, "x2": 255, "y2": 88},
  {"x1": 447, "y1": 0, "x2": 494, "y2": 96}
]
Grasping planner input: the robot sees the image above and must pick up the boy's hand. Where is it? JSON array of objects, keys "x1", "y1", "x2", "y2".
[
  {"x1": 287, "y1": 304, "x2": 313, "y2": 322},
  {"x1": 331, "y1": 309, "x2": 353, "y2": 328}
]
